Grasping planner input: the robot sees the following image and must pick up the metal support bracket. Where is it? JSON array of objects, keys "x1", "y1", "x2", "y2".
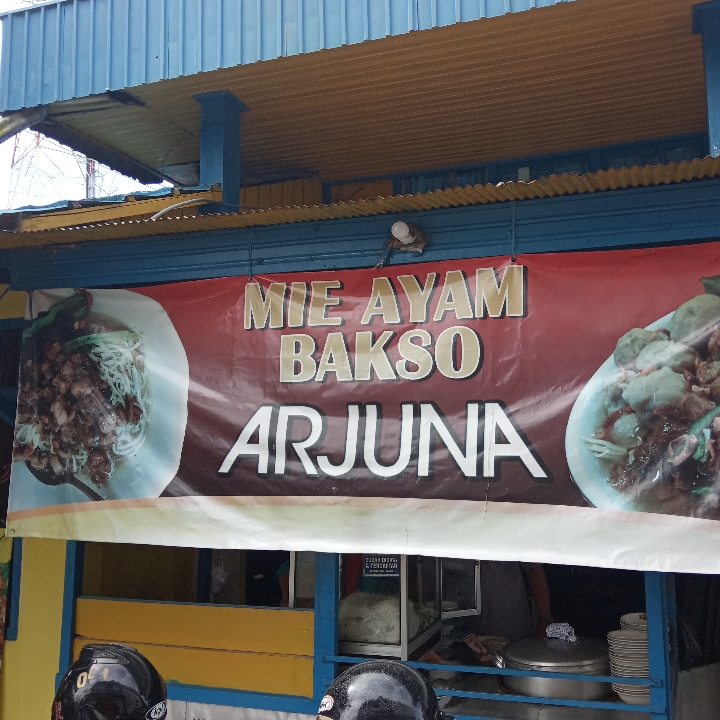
[
  {"x1": 193, "y1": 91, "x2": 248, "y2": 213},
  {"x1": 694, "y1": 1, "x2": 720, "y2": 156}
]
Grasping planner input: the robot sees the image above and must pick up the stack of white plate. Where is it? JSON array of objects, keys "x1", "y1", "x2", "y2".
[
  {"x1": 620, "y1": 612, "x2": 648, "y2": 632},
  {"x1": 607, "y1": 629, "x2": 650, "y2": 706}
]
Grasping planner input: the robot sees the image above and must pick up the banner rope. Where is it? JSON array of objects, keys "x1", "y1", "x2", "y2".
[
  {"x1": 248, "y1": 228, "x2": 254, "y2": 281},
  {"x1": 509, "y1": 201, "x2": 517, "y2": 263}
]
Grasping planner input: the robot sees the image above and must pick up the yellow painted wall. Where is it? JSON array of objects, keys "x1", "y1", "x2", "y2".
[
  {"x1": 0, "y1": 543, "x2": 315, "y2": 717},
  {"x1": 72, "y1": 637, "x2": 314, "y2": 696},
  {"x1": 0, "y1": 538, "x2": 67, "y2": 720},
  {"x1": 0, "y1": 286, "x2": 26, "y2": 320},
  {"x1": 74, "y1": 599, "x2": 315, "y2": 696}
]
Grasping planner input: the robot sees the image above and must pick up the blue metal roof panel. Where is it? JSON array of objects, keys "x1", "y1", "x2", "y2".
[{"x1": 0, "y1": 0, "x2": 575, "y2": 112}]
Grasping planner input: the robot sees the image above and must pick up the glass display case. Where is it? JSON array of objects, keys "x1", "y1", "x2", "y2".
[
  {"x1": 338, "y1": 554, "x2": 441, "y2": 659},
  {"x1": 440, "y1": 558, "x2": 481, "y2": 618}
]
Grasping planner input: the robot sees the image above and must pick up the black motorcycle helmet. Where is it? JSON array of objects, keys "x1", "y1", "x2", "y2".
[
  {"x1": 316, "y1": 660, "x2": 453, "y2": 720},
  {"x1": 52, "y1": 644, "x2": 167, "y2": 720}
]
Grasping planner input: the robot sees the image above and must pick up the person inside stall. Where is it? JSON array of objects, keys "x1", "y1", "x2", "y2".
[{"x1": 472, "y1": 561, "x2": 552, "y2": 641}]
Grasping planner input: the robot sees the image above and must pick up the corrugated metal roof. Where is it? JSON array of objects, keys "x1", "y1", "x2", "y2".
[
  {"x1": 0, "y1": 184, "x2": 208, "y2": 216},
  {"x1": 24, "y1": 0, "x2": 707, "y2": 187},
  {"x1": 2, "y1": 157, "x2": 719, "y2": 249},
  {"x1": 0, "y1": 0, "x2": 575, "y2": 112}
]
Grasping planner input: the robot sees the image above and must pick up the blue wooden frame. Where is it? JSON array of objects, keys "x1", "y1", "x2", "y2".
[
  {"x1": 5, "y1": 537, "x2": 22, "y2": 642},
  {"x1": 313, "y1": 552, "x2": 339, "y2": 701},
  {"x1": 322, "y1": 564, "x2": 675, "y2": 720},
  {"x1": 56, "y1": 541, "x2": 84, "y2": 690},
  {"x1": 4, "y1": 179, "x2": 720, "y2": 291},
  {"x1": 58, "y1": 551, "x2": 675, "y2": 719}
]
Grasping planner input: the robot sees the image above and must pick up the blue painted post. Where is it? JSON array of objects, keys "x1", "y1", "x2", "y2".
[
  {"x1": 193, "y1": 91, "x2": 248, "y2": 211},
  {"x1": 313, "y1": 552, "x2": 339, "y2": 702},
  {"x1": 5, "y1": 537, "x2": 22, "y2": 641},
  {"x1": 56, "y1": 541, "x2": 85, "y2": 690},
  {"x1": 694, "y1": 1, "x2": 720, "y2": 156},
  {"x1": 645, "y1": 572, "x2": 675, "y2": 720}
]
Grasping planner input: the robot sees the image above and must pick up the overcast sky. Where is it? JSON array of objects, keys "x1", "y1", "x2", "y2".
[{"x1": 0, "y1": 0, "x2": 168, "y2": 211}]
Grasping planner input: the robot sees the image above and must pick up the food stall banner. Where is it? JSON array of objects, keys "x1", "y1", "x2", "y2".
[{"x1": 10, "y1": 242, "x2": 720, "y2": 572}]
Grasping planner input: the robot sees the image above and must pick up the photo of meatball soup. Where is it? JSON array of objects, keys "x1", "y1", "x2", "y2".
[{"x1": 582, "y1": 292, "x2": 720, "y2": 518}]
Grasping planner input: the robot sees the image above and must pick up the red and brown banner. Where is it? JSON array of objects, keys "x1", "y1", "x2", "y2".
[{"x1": 9, "y1": 241, "x2": 720, "y2": 571}]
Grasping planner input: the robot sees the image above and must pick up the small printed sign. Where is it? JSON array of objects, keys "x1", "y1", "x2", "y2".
[{"x1": 363, "y1": 554, "x2": 400, "y2": 577}]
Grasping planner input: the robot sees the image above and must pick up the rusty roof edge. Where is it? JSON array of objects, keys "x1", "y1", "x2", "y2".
[{"x1": 3, "y1": 157, "x2": 720, "y2": 248}]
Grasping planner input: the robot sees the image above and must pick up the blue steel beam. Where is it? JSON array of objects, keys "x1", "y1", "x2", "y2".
[
  {"x1": 194, "y1": 91, "x2": 248, "y2": 211},
  {"x1": 694, "y1": 1, "x2": 720, "y2": 156},
  {"x1": 3, "y1": 179, "x2": 720, "y2": 291},
  {"x1": 0, "y1": 0, "x2": 575, "y2": 113}
]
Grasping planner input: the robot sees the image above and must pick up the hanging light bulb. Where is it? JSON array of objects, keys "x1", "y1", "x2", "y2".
[
  {"x1": 391, "y1": 221, "x2": 413, "y2": 244},
  {"x1": 390, "y1": 221, "x2": 427, "y2": 250}
]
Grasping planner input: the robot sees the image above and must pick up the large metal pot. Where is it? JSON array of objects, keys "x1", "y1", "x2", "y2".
[{"x1": 496, "y1": 637, "x2": 611, "y2": 701}]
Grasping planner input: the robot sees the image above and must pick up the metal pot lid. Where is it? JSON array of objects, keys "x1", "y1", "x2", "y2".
[{"x1": 503, "y1": 637, "x2": 609, "y2": 670}]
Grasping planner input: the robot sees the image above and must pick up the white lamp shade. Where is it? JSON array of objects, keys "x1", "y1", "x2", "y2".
[{"x1": 391, "y1": 221, "x2": 413, "y2": 244}]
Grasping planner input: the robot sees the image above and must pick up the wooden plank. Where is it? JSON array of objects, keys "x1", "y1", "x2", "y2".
[
  {"x1": 72, "y1": 637, "x2": 313, "y2": 696},
  {"x1": 75, "y1": 598, "x2": 314, "y2": 655},
  {"x1": 258, "y1": 184, "x2": 272, "y2": 208},
  {"x1": 270, "y1": 182, "x2": 284, "y2": 208},
  {"x1": 241, "y1": 185, "x2": 260, "y2": 208}
]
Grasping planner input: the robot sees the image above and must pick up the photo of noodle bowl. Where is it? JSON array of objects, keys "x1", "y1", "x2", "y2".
[
  {"x1": 566, "y1": 281, "x2": 720, "y2": 519},
  {"x1": 9, "y1": 288, "x2": 189, "y2": 508}
]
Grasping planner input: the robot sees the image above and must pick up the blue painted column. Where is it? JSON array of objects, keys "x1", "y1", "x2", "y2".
[
  {"x1": 56, "y1": 541, "x2": 85, "y2": 689},
  {"x1": 694, "y1": 1, "x2": 720, "y2": 156},
  {"x1": 6, "y1": 537, "x2": 22, "y2": 641},
  {"x1": 645, "y1": 572, "x2": 676, "y2": 720},
  {"x1": 313, "y1": 552, "x2": 339, "y2": 701},
  {"x1": 193, "y1": 91, "x2": 248, "y2": 210}
]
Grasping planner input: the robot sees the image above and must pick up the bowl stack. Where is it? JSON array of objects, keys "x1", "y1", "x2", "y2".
[
  {"x1": 608, "y1": 622, "x2": 650, "y2": 706},
  {"x1": 621, "y1": 613, "x2": 648, "y2": 632}
]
